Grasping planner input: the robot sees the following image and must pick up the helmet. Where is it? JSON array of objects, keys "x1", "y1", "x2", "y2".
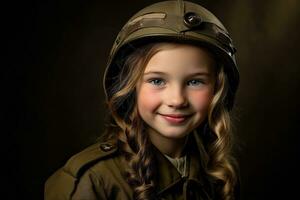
[{"x1": 104, "y1": 0, "x2": 239, "y2": 110}]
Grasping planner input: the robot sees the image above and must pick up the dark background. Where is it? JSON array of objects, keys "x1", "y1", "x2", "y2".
[{"x1": 5, "y1": 0, "x2": 300, "y2": 199}]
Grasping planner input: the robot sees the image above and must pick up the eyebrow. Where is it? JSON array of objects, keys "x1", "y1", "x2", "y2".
[
  {"x1": 143, "y1": 71, "x2": 211, "y2": 76},
  {"x1": 143, "y1": 71, "x2": 166, "y2": 76}
]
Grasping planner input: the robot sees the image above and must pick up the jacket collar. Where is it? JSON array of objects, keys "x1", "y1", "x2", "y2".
[
  {"x1": 155, "y1": 131, "x2": 209, "y2": 195},
  {"x1": 107, "y1": 131, "x2": 210, "y2": 195}
]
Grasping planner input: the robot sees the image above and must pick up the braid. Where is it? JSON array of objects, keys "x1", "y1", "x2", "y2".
[
  {"x1": 126, "y1": 109, "x2": 156, "y2": 199},
  {"x1": 106, "y1": 43, "x2": 163, "y2": 200},
  {"x1": 112, "y1": 107, "x2": 156, "y2": 200}
]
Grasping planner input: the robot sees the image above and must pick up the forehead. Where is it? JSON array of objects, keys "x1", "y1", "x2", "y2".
[{"x1": 144, "y1": 44, "x2": 216, "y2": 74}]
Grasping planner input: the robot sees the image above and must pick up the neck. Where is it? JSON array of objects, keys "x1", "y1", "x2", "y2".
[{"x1": 148, "y1": 129, "x2": 188, "y2": 158}]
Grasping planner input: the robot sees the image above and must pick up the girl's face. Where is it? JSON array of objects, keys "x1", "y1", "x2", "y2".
[{"x1": 136, "y1": 44, "x2": 216, "y2": 142}]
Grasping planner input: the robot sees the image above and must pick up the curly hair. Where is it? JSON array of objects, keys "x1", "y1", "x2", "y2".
[
  {"x1": 206, "y1": 66, "x2": 238, "y2": 200},
  {"x1": 104, "y1": 42, "x2": 238, "y2": 200}
]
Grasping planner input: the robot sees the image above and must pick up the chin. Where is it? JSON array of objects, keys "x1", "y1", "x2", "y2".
[{"x1": 159, "y1": 129, "x2": 190, "y2": 139}]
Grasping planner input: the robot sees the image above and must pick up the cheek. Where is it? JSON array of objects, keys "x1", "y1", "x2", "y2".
[
  {"x1": 137, "y1": 86, "x2": 161, "y2": 113},
  {"x1": 189, "y1": 90, "x2": 214, "y2": 111}
]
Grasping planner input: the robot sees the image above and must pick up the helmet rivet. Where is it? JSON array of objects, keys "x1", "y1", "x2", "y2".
[{"x1": 184, "y1": 12, "x2": 202, "y2": 28}]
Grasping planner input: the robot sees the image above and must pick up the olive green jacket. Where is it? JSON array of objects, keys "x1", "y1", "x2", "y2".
[{"x1": 45, "y1": 132, "x2": 238, "y2": 200}]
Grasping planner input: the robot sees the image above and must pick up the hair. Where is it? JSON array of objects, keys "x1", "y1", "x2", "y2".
[
  {"x1": 206, "y1": 65, "x2": 238, "y2": 200},
  {"x1": 104, "y1": 42, "x2": 238, "y2": 200}
]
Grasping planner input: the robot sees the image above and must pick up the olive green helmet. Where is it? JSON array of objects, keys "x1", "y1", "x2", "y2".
[{"x1": 104, "y1": 0, "x2": 239, "y2": 110}]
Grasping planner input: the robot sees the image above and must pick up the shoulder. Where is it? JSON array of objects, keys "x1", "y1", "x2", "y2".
[
  {"x1": 45, "y1": 138, "x2": 119, "y2": 200},
  {"x1": 64, "y1": 138, "x2": 118, "y2": 178}
]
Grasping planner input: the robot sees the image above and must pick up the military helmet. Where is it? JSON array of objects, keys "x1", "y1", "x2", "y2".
[{"x1": 104, "y1": 0, "x2": 239, "y2": 110}]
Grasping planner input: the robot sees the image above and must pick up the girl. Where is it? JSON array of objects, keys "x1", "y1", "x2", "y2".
[{"x1": 45, "y1": 0, "x2": 240, "y2": 200}]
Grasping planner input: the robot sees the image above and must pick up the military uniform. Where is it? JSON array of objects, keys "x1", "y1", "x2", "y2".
[{"x1": 44, "y1": 132, "x2": 234, "y2": 200}]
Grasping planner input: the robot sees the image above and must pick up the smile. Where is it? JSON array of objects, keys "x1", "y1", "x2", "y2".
[{"x1": 159, "y1": 113, "x2": 192, "y2": 124}]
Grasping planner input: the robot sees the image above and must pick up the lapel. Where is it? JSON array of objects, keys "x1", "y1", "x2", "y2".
[
  {"x1": 155, "y1": 131, "x2": 210, "y2": 196},
  {"x1": 188, "y1": 131, "x2": 209, "y2": 183},
  {"x1": 155, "y1": 146, "x2": 183, "y2": 196}
]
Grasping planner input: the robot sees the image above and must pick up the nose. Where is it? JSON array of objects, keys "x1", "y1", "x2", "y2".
[{"x1": 165, "y1": 85, "x2": 188, "y2": 108}]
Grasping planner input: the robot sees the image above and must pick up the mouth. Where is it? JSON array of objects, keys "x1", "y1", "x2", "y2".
[{"x1": 159, "y1": 113, "x2": 192, "y2": 124}]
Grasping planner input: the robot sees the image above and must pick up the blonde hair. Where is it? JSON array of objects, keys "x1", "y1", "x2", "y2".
[
  {"x1": 206, "y1": 66, "x2": 238, "y2": 199},
  {"x1": 105, "y1": 42, "x2": 238, "y2": 200}
]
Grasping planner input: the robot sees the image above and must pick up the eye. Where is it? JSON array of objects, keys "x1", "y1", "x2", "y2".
[
  {"x1": 148, "y1": 78, "x2": 165, "y2": 86},
  {"x1": 187, "y1": 79, "x2": 204, "y2": 87}
]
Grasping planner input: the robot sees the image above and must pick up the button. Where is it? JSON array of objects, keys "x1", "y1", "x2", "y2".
[
  {"x1": 100, "y1": 143, "x2": 114, "y2": 152},
  {"x1": 184, "y1": 12, "x2": 202, "y2": 28}
]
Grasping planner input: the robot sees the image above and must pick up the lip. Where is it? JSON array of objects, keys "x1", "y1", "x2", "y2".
[{"x1": 159, "y1": 113, "x2": 192, "y2": 124}]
